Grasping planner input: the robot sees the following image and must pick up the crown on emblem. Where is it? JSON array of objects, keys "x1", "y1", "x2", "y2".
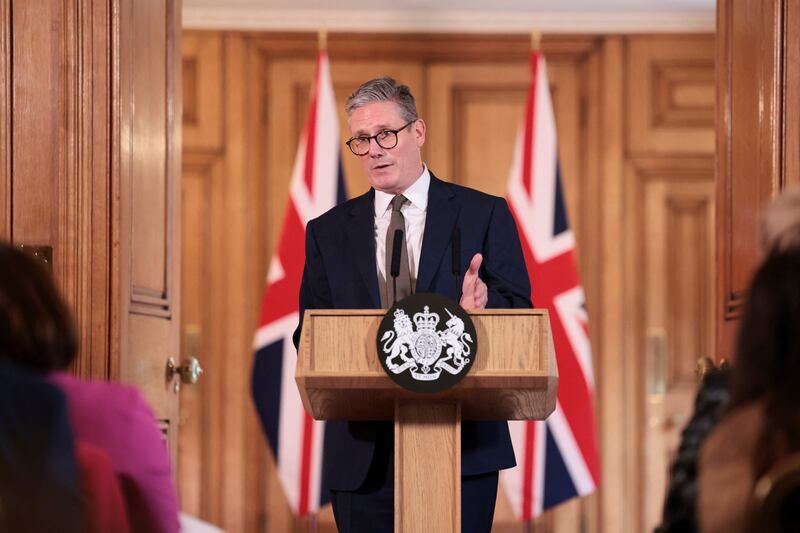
[{"x1": 413, "y1": 306, "x2": 440, "y2": 331}]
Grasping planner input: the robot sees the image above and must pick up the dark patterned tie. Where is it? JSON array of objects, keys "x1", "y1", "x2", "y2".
[{"x1": 382, "y1": 195, "x2": 413, "y2": 307}]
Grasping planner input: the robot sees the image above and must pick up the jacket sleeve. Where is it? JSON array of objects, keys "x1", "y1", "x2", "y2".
[
  {"x1": 483, "y1": 197, "x2": 533, "y2": 310},
  {"x1": 292, "y1": 219, "x2": 333, "y2": 350}
]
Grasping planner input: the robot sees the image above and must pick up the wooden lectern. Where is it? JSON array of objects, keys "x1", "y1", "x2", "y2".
[{"x1": 296, "y1": 308, "x2": 557, "y2": 533}]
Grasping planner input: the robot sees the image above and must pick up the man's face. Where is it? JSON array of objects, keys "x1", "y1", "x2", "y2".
[{"x1": 347, "y1": 101, "x2": 426, "y2": 195}]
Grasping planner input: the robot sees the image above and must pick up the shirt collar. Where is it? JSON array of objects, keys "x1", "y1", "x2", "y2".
[{"x1": 374, "y1": 165, "x2": 431, "y2": 217}]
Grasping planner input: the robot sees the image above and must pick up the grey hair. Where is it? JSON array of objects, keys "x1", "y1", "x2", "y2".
[
  {"x1": 761, "y1": 186, "x2": 800, "y2": 254},
  {"x1": 345, "y1": 77, "x2": 419, "y2": 122}
]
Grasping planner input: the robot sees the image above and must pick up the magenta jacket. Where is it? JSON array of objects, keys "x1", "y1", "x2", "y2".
[{"x1": 49, "y1": 372, "x2": 180, "y2": 533}]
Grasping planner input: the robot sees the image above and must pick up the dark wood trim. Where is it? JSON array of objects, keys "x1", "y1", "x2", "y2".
[
  {"x1": 72, "y1": 0, "x2": 114, "y2": 380},
  {"x1": 109, "y1": 0, "x2": 122, "y2": 382},
  {"x1": 715, "y1": 0, "x2": 730, "y2": 360},
  {"x1": 715, "y1": 0, "x2": 796, "y2": 361},
  {"x1": 87, "y1": 0, "x2": 113, "y2": 381},
  {"x1": 783, "y1": 0, "x2": 800, "y2": 188},
  {"x1": 0, "y1": 0, "x2": 9, "y2": 240},
  {"x1": 115, "y1": 0, "x2": 132, "y2": 385},
  {"x1": 626, "y1": 155, "x2": 715, "y2": 531},
  {"x1": 165, "y1": 0, "x2": 179, "y2": 321}
]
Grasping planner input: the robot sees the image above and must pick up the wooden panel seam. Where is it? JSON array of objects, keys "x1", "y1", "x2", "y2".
[{"x1": 0, "y1": 0, "x2": 9, "y2": 240}]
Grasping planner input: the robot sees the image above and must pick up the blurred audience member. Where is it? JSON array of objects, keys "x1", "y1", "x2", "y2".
[
  {"x1": 698, "y1": 250, "x2": 800, "y2": 532},
  {"x1": 0, "y1": 361, "x2": 83, "y2": 533},
  {"x1": 657, "y1": 186, "x2": 800, "y2": 533},
  {"x1": 656, "y1": 367, "x2": 729, "y2": 533},
  {"x1": 760, "y1": 186, "x2": 800, "y2": 255},
  {"x1": 75, "y1": 441, "x2": 131, "y2": 533},
  {"x1": 0, "y1": 242, "x2": 179, "y2": 533}
]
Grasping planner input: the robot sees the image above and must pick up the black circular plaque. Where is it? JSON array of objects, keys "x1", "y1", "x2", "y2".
[{"x1": 376, "y1": 293, "x2": 478, "y2": 393}]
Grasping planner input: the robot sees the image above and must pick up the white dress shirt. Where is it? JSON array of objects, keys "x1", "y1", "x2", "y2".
[{"x1": 374, "y1": 166, "x2": 430, "y2": 282}]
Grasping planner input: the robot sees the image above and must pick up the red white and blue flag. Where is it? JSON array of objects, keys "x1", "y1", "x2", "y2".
[
  {"x1": 501, "y1": 51, "x2": 601, "y2": 520},
  {"x1": 251, "y1": 52, "x2": 346, "y2": 517}
]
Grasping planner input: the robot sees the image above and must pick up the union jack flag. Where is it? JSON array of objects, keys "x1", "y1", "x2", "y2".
[
  {"x1": 251, "y1": 51, "x2": 346, "y2": 517},
  {"x1": 500, "y1": 51, "x2": 601, "y2": 520}
]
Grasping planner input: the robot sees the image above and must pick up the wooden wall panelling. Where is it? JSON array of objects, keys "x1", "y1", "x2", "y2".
[
  {"x1": 425, "y1": 63, "x2": 528, "y2": 191},
  {"x1": 180, "y1": 32, "x2": 270, "y2": 533},
  {"x1": 596, "y1": 36, "x2": 634, "y2": 533},
  {"x1": 263, "y1": 57, "x2": 312, "y2": 268},
  {"x1": 179, "y1": 152, "x2": 225, "y2": 521},
  {"x1": 244, "y1": 35, "x2": 271, "y2": 533},
  {"x1": 85, "y1": 0, "x2": 113, "y2": 380},
  {"x1": 11, "y1": 0, "x2": 64, "y2": 254},
  {"x1": 715, "y1": 0, "x2": 791, "y2": 360},
  {"x1": 219, "y1": 33, "x2": 258, "y2": 532},
  {"x1": 627, "y1": 35, "x2": 715, "y2": 156},
  {"x1": 714, "y1": 0, "x2": 800, "y2": 360},
  {"x1": 3, "y1": 0, "x2": 185, "y2": 395},
  {"x1": 129, "y1": 0, "x2": 169, "y2": 306},
  {"x1": 425, "y1": 59, "x2": 586, "y2": 242},
  {"x1": 624, "y1": 157, "x2": 714, "y2": 532},
  {"x1": 183, "y1": 31, "x2": 224, "y2": 152},
  {"x1": 7, "y1": 0, "x2": 183, "y2": 511},
  {"x1": 623, "y1": 34, "x2": 716, "y2": 533},
  {"x1": 624, "y1": 34, "x2": 716, "y2": 533},
  {"x1": 785, "y1": 0, "x2": 800, "y2": 189},
  {"x1": 577, "y1": 41, "x2": 604, "y2": 533},
  {"x1": 9, "y1": 0, "x2": 113, "y2": 379}
]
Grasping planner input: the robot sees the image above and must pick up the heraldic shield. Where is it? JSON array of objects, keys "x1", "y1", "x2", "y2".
[{"x1": 376, "y1": 293, "x2": 478, "y2": 393}]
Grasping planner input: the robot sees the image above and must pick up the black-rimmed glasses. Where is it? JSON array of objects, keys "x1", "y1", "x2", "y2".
[{"x1": 345, "y1": 120, "x2": 415, "y2": 156}]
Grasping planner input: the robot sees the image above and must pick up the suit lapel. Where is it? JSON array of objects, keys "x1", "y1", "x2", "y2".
[
  {"x1": 416, "y1": 174, "x2": 460, "y2": 293},
  {"x1": 346, "y1": 189, "x2": 381, "y2": 308}
]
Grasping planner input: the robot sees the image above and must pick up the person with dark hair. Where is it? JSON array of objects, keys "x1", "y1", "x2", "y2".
[
  {"x1": 657, "y1": 188, "x2": 800, "y2": 533},
  {"x1": 257, "y1": 77, "x2": 531, "y2": 532},
  {"x1": 697, "y1": 251, "x2": 800, "y2": 532},
  {"x1": 0, "y1": 243, "x2": 179, "y2": 533},
  {"x1": 655, "y1": 367, "x2": 730, "y2": 533},
  {"x1": 0, "y1": 247, "x2": 77, "y2": 373}
]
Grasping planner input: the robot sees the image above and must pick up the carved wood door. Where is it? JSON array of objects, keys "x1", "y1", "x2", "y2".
[{"x1": 118, "y1": 0, "x2": 183, "y2": 461}]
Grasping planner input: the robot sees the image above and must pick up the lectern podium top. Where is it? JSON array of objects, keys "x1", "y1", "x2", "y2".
[{"x1": 296, "y1": 309, "x2": 557, "y2": 421}]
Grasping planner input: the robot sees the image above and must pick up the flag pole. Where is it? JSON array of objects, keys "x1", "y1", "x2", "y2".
[
  {"x1": 318, "y1": 26, "x2": 328, "y2": 52},
  {"x1": 307, "y1": 31, "x2": 325, "y2": 533},
  {"x1": 531, "y1": 28, "x2": 542, "y2": 52}
]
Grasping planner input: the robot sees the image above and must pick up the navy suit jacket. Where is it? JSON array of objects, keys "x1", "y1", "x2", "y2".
[
  {"x1": 293, "y1": 172, "x2": 532, "y2": 491},
  {"x1": 0, "y1": 361, "x2": 83, "y2": 532}
]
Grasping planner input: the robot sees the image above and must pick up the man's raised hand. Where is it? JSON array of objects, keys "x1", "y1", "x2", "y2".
[{"x1": 460, "y1": 253, "x2": 488, "y2": 309}]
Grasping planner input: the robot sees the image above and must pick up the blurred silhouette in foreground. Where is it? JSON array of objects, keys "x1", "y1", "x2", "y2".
[
  {"x1": 698, "y1": 250, "x2": 800, "y2": 532},
  {"x1": 0, "y1": 242, "x2": 178, "y2": 533},
  {"x1": 657, "y1": 186, "x2": 800, "y2": 533},
  {"x1": 0, "y1": 361, "x2": 83, "y2": 533}
]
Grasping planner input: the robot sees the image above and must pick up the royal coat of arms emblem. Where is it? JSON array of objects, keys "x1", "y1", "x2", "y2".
[{"x1": 376, "y1": 294, "x2": 477, "y2": 393}]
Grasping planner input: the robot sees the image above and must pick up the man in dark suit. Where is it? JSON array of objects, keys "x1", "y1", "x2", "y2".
[{"x1": 293, "y1": 77, "x2": 531, "y2": 532}]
